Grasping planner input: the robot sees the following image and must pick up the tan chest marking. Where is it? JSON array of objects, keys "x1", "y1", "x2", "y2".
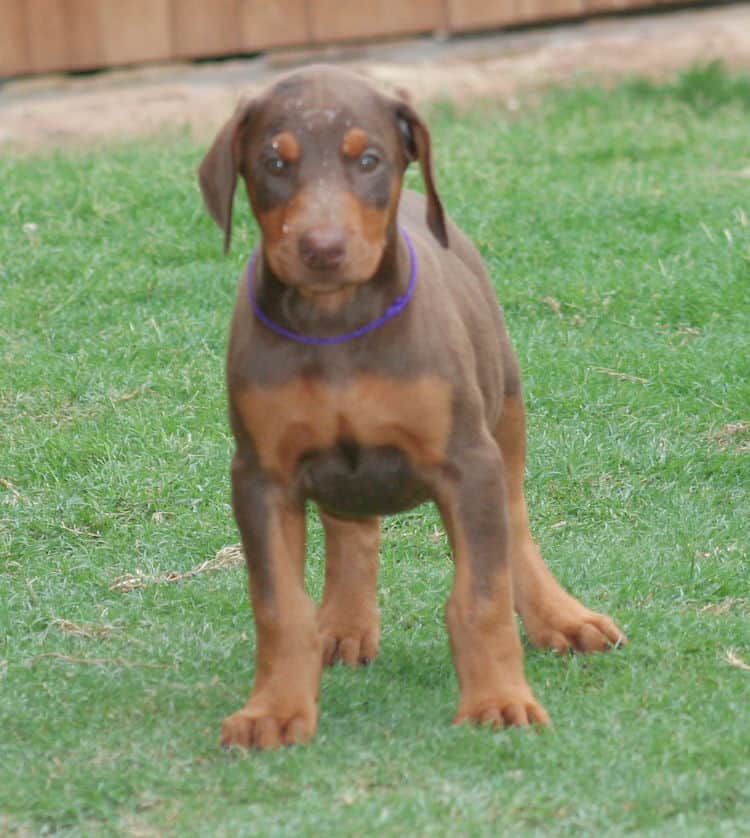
[{"x1": 236, "y1": 374, "x2": 452, "y2": 481}]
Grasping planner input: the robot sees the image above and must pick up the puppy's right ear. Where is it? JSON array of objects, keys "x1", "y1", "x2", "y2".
[{"x1": 198, "y1": 98, "x2": 256, "y2": 254}]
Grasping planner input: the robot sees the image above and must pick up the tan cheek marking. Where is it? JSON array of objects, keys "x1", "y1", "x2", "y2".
[
  {"x1": 254, "y1": 191, "x2": 307, "y2": 270},
  {"x1": 341, "y1": 128, "x2": 368, "y2": 159},
  {"x1": 342, "y1": 190, "x2": 385, "y2": 246},
  {"x1": 255, "y1": 205, "x2": 286, "y2": 245},
  {"x1": 254, "y1": 203, "x2": 292, "y2": 278},
  {"x1": 271, "y1": 131, "x2": 300, "y2": 162},
  {"x1": 294, "y1": 177, "x2": 400, "y2": 285},
  {"x1": 236, "y1": 375, "x2": 452, "y2": 482}
]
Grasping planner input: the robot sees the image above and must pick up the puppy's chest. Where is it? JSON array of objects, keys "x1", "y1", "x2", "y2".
[{"x1": 236, "y1": 373, "x2": 452, "y2": 512}]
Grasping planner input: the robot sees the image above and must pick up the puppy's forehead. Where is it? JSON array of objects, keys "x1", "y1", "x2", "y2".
[{"x1": 261, "y1": 70, "x2": 392, "y2": 138}]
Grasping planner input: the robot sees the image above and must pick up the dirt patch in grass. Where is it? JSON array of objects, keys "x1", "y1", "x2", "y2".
[
  {"x1": 110, "y1": 544, "x2": 244, "y2": 593},
  {"x1": 712, "y1": 420, "x2": 750, "y2": 454},
  {"x1": 2, "y1": 4, "x2": 750, "y2": 148}
]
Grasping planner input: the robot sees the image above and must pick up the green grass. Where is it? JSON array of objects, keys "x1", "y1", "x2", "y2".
[{"x1": 2, "y1": 63, "x2": 749, "y2": 835}]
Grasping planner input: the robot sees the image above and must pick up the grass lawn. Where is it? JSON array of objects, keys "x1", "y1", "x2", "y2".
[{"x1": 1, "y1": 63, "x2": 749, "y2": 835}]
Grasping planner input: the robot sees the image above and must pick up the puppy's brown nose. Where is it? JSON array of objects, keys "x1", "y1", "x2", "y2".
[{"x1": 298, "y1": 227, "x2": 346, "y2": 271}]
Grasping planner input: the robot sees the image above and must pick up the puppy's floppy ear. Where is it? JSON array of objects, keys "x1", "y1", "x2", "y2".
[
  {"x1": 395, "y1": 100, "x2": 448, "y2": 248},
  {"x1": 198, "y1": 98, "x2": 256, "y2": 254}
]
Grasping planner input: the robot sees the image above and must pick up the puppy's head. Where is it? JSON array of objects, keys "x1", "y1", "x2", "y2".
[{"x1": 199, "y1": 65, "x2": 447, "y2": 295}]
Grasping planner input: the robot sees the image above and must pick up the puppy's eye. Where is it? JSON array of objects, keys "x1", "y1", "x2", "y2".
[
  {"x1": 358, "y1": 151, "x2": 380, "y2": 172},
  {"x1": 264, "y1": 155, "x2": 287, "y2": 176}
]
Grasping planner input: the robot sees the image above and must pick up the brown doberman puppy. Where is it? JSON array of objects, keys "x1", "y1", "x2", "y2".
[{"x1": 199, "y1": 64, "x2": 626, "y2": 749}]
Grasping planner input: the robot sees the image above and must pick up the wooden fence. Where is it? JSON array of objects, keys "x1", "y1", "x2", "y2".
[{"x1": 1, "y1": 0, "x2": 681, "y2": 78}]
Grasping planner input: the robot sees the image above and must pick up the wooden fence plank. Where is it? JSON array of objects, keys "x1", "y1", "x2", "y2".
[
  {"x1": 170, "y1": 0, "x2": 241, "y2": 58},
  {"x1": 515, "y1": 0, "x2": 585, "y2": 22},
  {"x1": 25, "y1": 0, "x2": 106, "y2": 73},
  {"x1": 0, "y1": 0, "x2": 30, "y2": 77},
  {"x1": 445, "y1": 0, "x2": 516, "y2": 30},
  {"x1": 308, "y1": 0, "x2": 444, "y2": 43},
  {"x1": 237, "y1": 0, "x2": 309, "y2": 51},
  {"x1": 447, "y1": 0, "x2": 587, "y2": 30},
  {"x1": 64, "y1": 0, "x2": 103, "y2": 70},
  {"x1": 99, "y1": 0, "x2": 172, "y2": 66},
  {"x1": 585, "y1": 0, "x2": 657, "y2": 11},
  {"x1": 25, "y1": 0, "x2": 69, "y2": 73}
]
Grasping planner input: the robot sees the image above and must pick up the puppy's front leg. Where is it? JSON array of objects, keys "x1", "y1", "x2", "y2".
[
  {"x1": 221, "y1": 451, "x2": 321, "y2": 749},
  {"x1": 437, "y1": 439, "x2": 550, "y2": 728}
]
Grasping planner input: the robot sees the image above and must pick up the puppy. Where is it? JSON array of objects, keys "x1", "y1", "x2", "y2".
[{"x1": 198, "y1": 65, "x2": 626, "y2": 749}]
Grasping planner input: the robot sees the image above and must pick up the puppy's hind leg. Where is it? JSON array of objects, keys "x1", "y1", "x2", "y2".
[
  {"x1": 317, "y1": 511, "x2": 381, "y2": 668},
  {"x1": 494, "y1": 393, "x2": 627, "y2": 653}
]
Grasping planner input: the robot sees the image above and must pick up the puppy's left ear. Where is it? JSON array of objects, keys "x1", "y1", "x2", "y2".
[{"x1": 395, "y1": 101, "x2": 448, "y2": 248}]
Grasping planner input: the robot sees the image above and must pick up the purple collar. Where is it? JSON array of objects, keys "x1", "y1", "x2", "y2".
[{"x1": 247, "y1": 227, "x2": 417, "y2": 345}]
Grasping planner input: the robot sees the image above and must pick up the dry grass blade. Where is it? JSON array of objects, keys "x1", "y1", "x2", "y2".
[
  {"x1": 110, "y1": 544, "x2": 245, "y2": 592},
  {"x1": 109, "y1": 383, "x2": 151, "y2": 405},
  {"x1": 542, "y1": 295, "x2": 562, "y2": 316},
  {"x1": 52, "y1": 619, "x2": 114, "y2": 638},
  {"x1": 722, "y1": 649, "x2": 750, "y2": 672},
  {"x1": 591, "y1": 366, "x2": 649, "y2": 384},
  {"x1": 60, "y1": 522, "x2": 101, "y2": 539},
  {"x1": 109, "y1": 570, "x2": 150, "y2": 593},
  {"x1": 1, "y1": 477, "x2": 23, "y2": 504},
  {"x1": 31, "y1": 652, "x2": 169, "y2": 669}
]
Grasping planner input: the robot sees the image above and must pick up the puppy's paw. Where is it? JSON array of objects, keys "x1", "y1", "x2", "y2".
[
  {"x1": 526, "y1": 604, "x2": 627, "y2": 654},
  {"x1": 319, "y1": 619, "x2": 380, "y2": 667},
  {"x1": 454, "y1": 692, "x2": 550, "y2": 729},
  {"x1": 220, "y1": 705, "x2": 317, "y2": 750}
]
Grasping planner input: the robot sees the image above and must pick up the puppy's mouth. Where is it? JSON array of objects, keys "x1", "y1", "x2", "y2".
[
  {"x1": 268, "y1": 248, "x2": 383, "y2": 293},
  {"x1": 294, "y1": 273, "x2": 361, "y2": 295},
  {"x1": 298, "y1": 281, "x2": 348, "y2": 296}
]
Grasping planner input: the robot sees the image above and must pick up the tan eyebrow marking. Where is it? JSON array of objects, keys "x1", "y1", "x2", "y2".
[
  {"x1": 341, "y1": 127, "x2": 369, "y2": 159},
  {"x1": 271, "y1": 132, "x2": 300, "y2": 162}
]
